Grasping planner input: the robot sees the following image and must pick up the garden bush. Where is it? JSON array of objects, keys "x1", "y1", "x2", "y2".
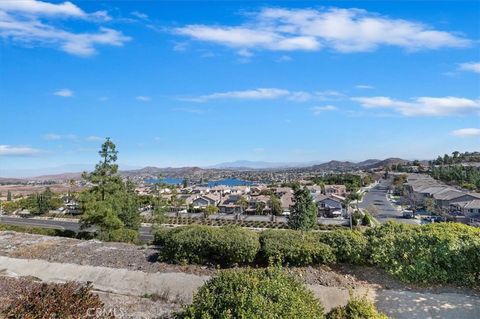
[
  {"x1": 367, "y1": 221, "x2": 480, "y2": 287},
  {"x1": 317, "y1": 229, "x2": 368, "y2": 264},
  {"x1": 181, "y1": 267, "x2": 325, "y2": 319},
  {"x1": 157, "y1": 225, "x2": 260, "y2": 266},
  {"x1": 3, "y1": 281, "x2": 110, "y2": 318},
  {"x1": 326, "y1": 294, "x2": 388, "y2": 319},
  {"x1": 97, "y1": 227, "x2": 139, "y2": 243},
  {"x1": 260, "y1": 229, "x2": 335, "y2": 266}
]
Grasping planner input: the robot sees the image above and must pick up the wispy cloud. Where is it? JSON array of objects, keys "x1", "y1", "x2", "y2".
[
  {"x1": 459, "y1": 62, "x2": 480, "y2": 74},
  {"x1": 175, "y1": 7, "x2": 470, "y2": 56},
  {"x1": 0, "y1": 145, "x2": 41, "y2": 156},
  {"x1": 355, "y1": 84, "x2": 374, "y2": 89},
  {"x1": 131, "y1": 11, "x2": 148, "y2": 20},
  {"x1": 43, "y1": 133, "x2": 77, "y2": 140},
  {"x1": 172, "y1": 107, "x2": 206, "y2": 114},
  {"x1": 0, "y1": 0, "x2": 129, "y2": 56},
  {"x1": 451, "y1": 128, "x2": 480, "y2": 137},
  {"x1": 86, "y1": 135, "x2": 104, "y2": 142},
  {"x1": 53, "y1": 88, "x2": 73, "y2": 97},
  {"x1": 136, "y1": 96, "x2": 152, "y2": 102},
  {"x1": 311, "y1": 105, "x2": 337, "y2": 115},
  {"x1": 182, "y1": 88, "x2": 323, "y2": 103},
  {"x1": 352, "y1": 96, "x2": 480, "y2": 117}
]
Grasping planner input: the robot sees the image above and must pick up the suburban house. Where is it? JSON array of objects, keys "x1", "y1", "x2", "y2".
[
  {"x1": 324, "y1": 185, "x2": 347, "y2": 197},
  {"x1": 405, "y1": 174, "x2": 480, "y2": 223},
  {"x1": 218, "y1": 194, "x2": 244, "y2": 214},
  {"x1": 313, "y1": 194, "x2": 344, "y2": 218},
  {"x1": 192, "y1": 194, "x2": 221, "y2": 208}
]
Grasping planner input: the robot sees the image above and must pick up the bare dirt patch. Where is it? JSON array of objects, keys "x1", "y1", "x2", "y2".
[{"x1": 0, "y1": 231, "x2": 214, "y2": 276}]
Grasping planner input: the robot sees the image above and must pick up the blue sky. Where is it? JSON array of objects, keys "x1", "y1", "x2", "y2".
[{"x1": 1, "y1": 1, "x2": 479, "y2": 176}]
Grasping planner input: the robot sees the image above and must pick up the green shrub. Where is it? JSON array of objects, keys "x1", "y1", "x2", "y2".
[
  {"x1": 181, "y1": 268, "x2": 325, "y2": 319},
  {"x1": 318, "y1": 229, "x2": 368, "y2": 264},
  {"x1": 157, "y1": 225, "x2": 260, "y2": 266},
  {"x1": 367, "y1": 221, "x2": 480, "y2": 287},
  {"x1": 96, "y1": 227, "x2": 139, "y2": 243},
  {"x1": 260, "y1": 229, "x2": 335, "y2": 266},
  {"x1": 3, "y1": 281, "x2": 110, "y2": 318},
  {"x1": 326, "y1": 294, "x2": 387, "y2": 319}
]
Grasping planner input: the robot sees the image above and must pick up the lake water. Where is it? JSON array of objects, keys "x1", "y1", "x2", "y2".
[
  {"x1": 144, "y1": 177, "x2": 254, "y2": 187},
  {"x1": 144, "y1": 178, "x2": 183, "y2": 185},
  {"x1": 207, "y1": 178, "x2": 255, "y2": 187}
]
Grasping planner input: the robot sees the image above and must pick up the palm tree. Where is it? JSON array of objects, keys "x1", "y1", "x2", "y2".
[
  {"x1": 236, "y1": 196, "x2": 249, "y2": 217},
  {"x1": 343, "y1": 197, "x2": 353, "y2": 230}
]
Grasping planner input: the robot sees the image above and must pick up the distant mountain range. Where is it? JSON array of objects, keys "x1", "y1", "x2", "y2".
[
  {"x1": 0, "y1": 158, "x2": 418, "y2": 182},
  {"x1": 209, "y1": 160, "x2": 325, "y2": 169}
]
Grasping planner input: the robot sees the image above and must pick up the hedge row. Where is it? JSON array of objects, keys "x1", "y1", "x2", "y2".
[
  {"x1": 260, "y1": 230, "x2": 335, "y2": 266},
  {"x1": 157, "y1": 216, "x2": 344, "y2": 230},
  {"x1": 156, "y1": 225, "x2": 260, "y2": 266},
  {"x1": 156, "y1": 222, "x2": 480, "y2": 287},
  {"x1": 156, "y1": 226, "x2": 362, "y2": 267},
  {"x1": 366, "y1": 222, "x2": 480, "y2": 287}
]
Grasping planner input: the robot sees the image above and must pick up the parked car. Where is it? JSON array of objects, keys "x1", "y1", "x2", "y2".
[{"x1": 402, "y1": 209, "x2": 414, "y2": 219}]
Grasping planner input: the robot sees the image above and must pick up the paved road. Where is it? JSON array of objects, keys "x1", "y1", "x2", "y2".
[
  {"x1": 0, "y1": 216, "x2": 154, "y2": 241},
  {"x1": 359, "y1": 177, "x2": 418, "y2": 224}
]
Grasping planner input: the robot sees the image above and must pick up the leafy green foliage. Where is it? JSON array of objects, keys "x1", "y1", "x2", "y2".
[
  {"x1": 260, "y1": 229, "x2": 335, "y2": 266},
  {"x1": 157, "y1": 225, "x2": 260, "y2": 266},
  {"x1": 288, "y1": 186, "x2": 318, "y2": 231},
  {"x1": 318, "y1": 229, "x2": 368, "y2": 264},
  {"x1": 326, "y1": 294, "x2": 387, "y2": 319},
  {"x1": 367, "y1": 222, "x2": 480, "y2": 286},
  {"x1": 181, "y1": 268, "x2": 325, "y2": 319},
  {"x1": 433, "y1": 151, "x2": 480, "y2": 165},
  {"x1": 430, "y1": 165, "x2": 480, "y2": 191},
  {"x1": 268, "y1": 194, "x2": 283, "y2": 216},
  {"x1": 3, "y1": 281, "x2": 109, "y2": 318},
  {"x1": 16, "y1": 187, "x2": 63, "y2": 214},
  {"x1": 312, "y1": 174, "x2": 373, "y2": 192}
]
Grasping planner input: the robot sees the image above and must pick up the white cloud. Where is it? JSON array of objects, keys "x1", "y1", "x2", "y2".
[
  {"x1": 459, "y1": 62, "x2": 480, "y2": 74},
  {"x1": 175, "y1": 7, "x2": 469, "y2": 55},
  {"x1": 136, "y1": 96, "x2": 151, "y2": 102},
  {"x1": 253, "y1": 147, "x2": 265, "y2": 153},
  {"x1": 176, "y1": 24, "x2": 319, "y2": 53},
  {"x1": 356, "y1": 84, "x2": 374, "y2": 89},
  {"x1": 451, "y1": 128, "x2": 480, "y2": 137},
  {"x1": 0, "y1": 1, "x2": 129, "y2": 56},
  {"x1": 312, "y1": 105, "x2": 337, "y2": 115},
  {"x1": 352, "y1": 96, "x2": 480, "y2": 116},
  {"x1": 172, "y1": 107, "x2": 206, "y2": 114},
  {"x1": 131, "y1": 11, "x2": 148, "y2": 20},
  {"x1": 288, "y1": 91, "x2": 311, "y2": 102},
  {"x1": 0, "y1": 145, "x2": 40, "y2": 156},
  {"x1": 53, "y1": 88, "x2": 73, "y2": 97},
  {"x1": 43, "y1": 133, "x2": 77, "y2": 140},
  {"x1": 183, "y1": 88, "x2": 345, "y2": 103},
  {"x1": 185, "y1": 88, "x2": 291, "y2": 102},
  {"x1": 276, "y1": 55, "x2": 292, "y2": 62},
  {"x1": 315, "y1": 90, "x2": 344, "y2": 100},
  {"x1": 0, "y1": 0, "x2": 85, "y2": 17},
  {"x1": 86, "y1": 135, "x2": 104, "y2": 142},
  {"x1": 173, "y1": 42, "x2": 188, "y2": 52}
]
